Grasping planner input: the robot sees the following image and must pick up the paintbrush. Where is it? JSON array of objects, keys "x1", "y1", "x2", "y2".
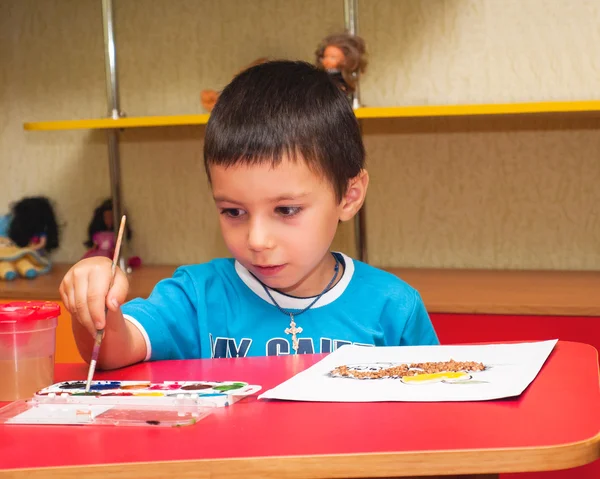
[{"x1": 85, "y1": 214, "x2": 127, "y2": 393}]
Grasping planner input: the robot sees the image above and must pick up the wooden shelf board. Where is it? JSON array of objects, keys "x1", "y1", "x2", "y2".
[
  {"x1": 387, "y1": 267, "x2": 600, "y2": 317},
  {"x1": 22, "y1": 100, "x2": 600, "y2": 131},
  {"x1": 23, "y1": 114, "x2": 210, "y2": 131},
  {"x1": 0, "y1": 263, "x2": 177, "y2": 303},
  {"x1": 354, "y1": 100, "x2": 600, "y2": 119},
  {"x1": 2, "y1": 263, "x2": 599, "y2": 317}
]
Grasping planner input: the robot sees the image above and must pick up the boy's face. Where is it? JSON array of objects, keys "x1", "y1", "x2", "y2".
[{"x1": 210, "y1": 157, "x2": 366, "y2": 297}]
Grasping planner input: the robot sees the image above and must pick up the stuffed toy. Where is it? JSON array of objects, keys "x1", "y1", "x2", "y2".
[
  {"x1": 315, "y1": 32, "x2": 367, "y2": 97},
  {"x1": 82, "y1": 198, "x2": 141, "y2": 269},
  {"x1": 0, "y1": 196, "x2": 60, "y2": 280},
  {"x1": 200, "y1": 57, "x2": 269, "y2": 112}
]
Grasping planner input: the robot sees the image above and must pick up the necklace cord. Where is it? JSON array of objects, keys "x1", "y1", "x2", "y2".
[{"x1": 261, "y1": 253, "x2": 341, "y2": 317}]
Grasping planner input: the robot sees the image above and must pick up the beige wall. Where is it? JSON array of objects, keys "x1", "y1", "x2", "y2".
[{"x1": 2, "y1": 0, "x2": 600, "y2": 270}]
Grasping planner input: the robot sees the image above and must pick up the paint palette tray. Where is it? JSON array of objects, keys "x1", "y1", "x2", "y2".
[
  {"x1": 0, "y1": 380, "x2": 261, "y2": 427},
  {"x1": 35, "y1": 380, "x2": 262, "y2": 406}
]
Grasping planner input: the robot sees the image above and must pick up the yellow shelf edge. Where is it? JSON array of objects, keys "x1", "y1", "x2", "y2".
[
  {"x1": 354, "y1": 100, "x2": 600, "y2": 119},
  {"x1": 23, "y1": 100, "x2": 600, "y2": 131},
  {"x1": 23, "y1": 114, "x2": 211, "y2": 131}
]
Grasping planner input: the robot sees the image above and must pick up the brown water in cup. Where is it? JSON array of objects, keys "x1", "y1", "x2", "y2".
[{"x1": 0, "y1": 355, "x2": 55, "y2": 401}]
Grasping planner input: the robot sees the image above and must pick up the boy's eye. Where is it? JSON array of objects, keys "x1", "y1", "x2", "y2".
[
  {"x1": 276, "y1": 206, "x2": 302, "y2": 217},
  {"x1": 220, "y1": 208, "x2": 246, "y2": 218}
]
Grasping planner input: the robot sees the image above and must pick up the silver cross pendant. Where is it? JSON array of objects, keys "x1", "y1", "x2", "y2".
[{"x1": 284, "y1": 314, "x2": 303, "y2": 354}]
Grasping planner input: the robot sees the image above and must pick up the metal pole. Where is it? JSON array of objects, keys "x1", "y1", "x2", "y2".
[
  {"x1": 101, "y1": 0, "x2": 125, "y2": 268},
  {"x1": 102, "y1": 0, "x2": 120, "y2": 120},
  {"x1": 343, "y1": 0, "x2": 367, "y2": 263},
  {"x1": 355, "y1": 119, "x2": 368, "y2": 264},
  {"x1": 343, "y1": 0, "x2": 361, "y2": 109},
  {"x1": 343, "y1": 0, "x2": 358, "y2": 35}
]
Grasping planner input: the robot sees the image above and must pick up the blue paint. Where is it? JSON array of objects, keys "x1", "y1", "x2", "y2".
[{"x1": 89, "y1": 381, "x2": 121, "y2": 391}]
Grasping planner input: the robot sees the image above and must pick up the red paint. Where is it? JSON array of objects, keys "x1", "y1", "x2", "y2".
[
  {"x1": 0, "y1": 341, "x2": 598, "y2": 475},
  {"x1": 148, "y1": 383, "x2": 181, "y2": 390}
]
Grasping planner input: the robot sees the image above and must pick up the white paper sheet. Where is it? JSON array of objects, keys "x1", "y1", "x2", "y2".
[{"x1": 258, "y1": 340, "x2": 558, "y2": 402}]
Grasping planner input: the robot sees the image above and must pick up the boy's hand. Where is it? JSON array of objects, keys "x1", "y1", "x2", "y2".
[{"x1": 59, "y1": 257, "x2": 129, "y2": 337}]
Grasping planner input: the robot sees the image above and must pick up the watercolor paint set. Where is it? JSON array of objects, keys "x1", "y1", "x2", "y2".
[
  {"x1": 35, "y1": 380, "x2": 262, "y2": 406},
  {"x1": 0, "y1": 380, "x2": 261, "y2": 427}
]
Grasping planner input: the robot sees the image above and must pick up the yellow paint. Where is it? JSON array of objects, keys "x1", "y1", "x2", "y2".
[
  {"x1": 401, "y1": 371, "x2": 470, "y2": 383},
  {"x1": 22, "y1": 101, "x2": 600, "y2": 131}
]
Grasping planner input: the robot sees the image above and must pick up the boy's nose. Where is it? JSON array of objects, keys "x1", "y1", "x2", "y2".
[{"x1": 247, "y1": 219, "x2": 274, "y2": 252}]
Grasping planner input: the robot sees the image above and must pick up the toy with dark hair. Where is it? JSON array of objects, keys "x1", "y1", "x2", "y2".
[
  {"x1": 8, "y1": 196, "x2": 59, "y2": 252},
  {"x1": 82, "y1": 198, "x2": 141, "y2": 268},
  {"x1": 84, "y1": 198, "x2": 131, "y2": 248},
  {"x1": 204, "y1": 60, "x2": 365, "y2": 202},
  {"x1": 315, "y1": 32, "x2": 367, "y2": 94}
]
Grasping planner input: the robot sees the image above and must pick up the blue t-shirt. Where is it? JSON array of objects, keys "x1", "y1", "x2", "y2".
[{"x1": 122, "y1": 252, "x2": 439, "y2": 360}]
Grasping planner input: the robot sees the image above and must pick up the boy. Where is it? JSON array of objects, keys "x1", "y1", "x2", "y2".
[{"x1": 60, "y1": 60, "x2": 438, "y2": 370}]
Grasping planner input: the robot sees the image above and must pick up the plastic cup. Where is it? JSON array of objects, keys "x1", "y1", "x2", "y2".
[{"x1": 0, "y1": 301, "x2": 60, "y2": 401}]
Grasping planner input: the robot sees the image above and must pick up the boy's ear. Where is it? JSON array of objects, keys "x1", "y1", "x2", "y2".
[{"x1": 339, "y1": 169, "x2": 369, "y2": 222}]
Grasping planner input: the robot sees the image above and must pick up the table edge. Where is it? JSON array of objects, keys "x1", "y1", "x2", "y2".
[{"x1": 2, "y1": 432, "x2": 599, "y2": 478}]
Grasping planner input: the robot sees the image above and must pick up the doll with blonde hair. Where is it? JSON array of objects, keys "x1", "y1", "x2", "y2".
[{"x1": 315, "y1": 32, "x2": 367, "y2": 94}]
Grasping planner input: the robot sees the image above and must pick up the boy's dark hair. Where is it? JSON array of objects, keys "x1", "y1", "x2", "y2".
[{"x1": 204, "y1": 60, "x2": 365, "y2": 202}]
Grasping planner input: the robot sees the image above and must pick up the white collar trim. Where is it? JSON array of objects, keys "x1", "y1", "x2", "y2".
[{"x1": 235, "y1": 252, "x2": 354, "y2": 310}]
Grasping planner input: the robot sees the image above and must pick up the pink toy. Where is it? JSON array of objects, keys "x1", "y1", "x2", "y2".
[
  {"x1": 81, "y1": 199, "x2": 141, "y2": 268},
  {"x1": 82, "y1": 231, "x2": 115, "y2": 260}
]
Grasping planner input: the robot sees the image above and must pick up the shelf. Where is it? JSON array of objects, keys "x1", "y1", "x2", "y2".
[
  {"x1": 23, "y1": 114, "x2": 211, "y2": 131},
  {"x1": 22, "y1": 100, "x2": 600, "y2": 131},
  {"x1": 0, "y1": 263, "x2": 176, "y2": 303},
  {"x1": 354, "y1": 100, "x2": 600, "y2": 119},
  {"x1": 386, "y1": 267, "x2": 600, "y2": 317},
  {"x1": 2, "y1": 263, "x2": 599, "y2": 316}
]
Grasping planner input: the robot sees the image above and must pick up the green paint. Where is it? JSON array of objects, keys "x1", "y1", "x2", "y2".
[{"x1": 212, "y1": 382, "x2": 245, "y2": 392}]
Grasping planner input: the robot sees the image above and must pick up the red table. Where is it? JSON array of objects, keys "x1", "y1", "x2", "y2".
[{"x1": 0, "y1": 340, "x2": 598, "y2": 479}]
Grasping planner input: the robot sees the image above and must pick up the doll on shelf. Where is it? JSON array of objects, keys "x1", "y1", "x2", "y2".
[
  {"x1": 201, "y1": 57, "x2": 270, "y2": 112},
  {"x1": 0, "y1": 196, "x2": 60, "y2": 280},
  {"x1": 82, "y1": 198, "x2": 141, "y2": 269},
  {"x1": 315, "y1": 31, "x2": 367, "y2": 98}
]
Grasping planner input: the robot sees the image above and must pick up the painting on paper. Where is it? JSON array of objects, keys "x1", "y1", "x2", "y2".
[{"x1": 258, "y1": 340, "x2": 557, "y2": 402}]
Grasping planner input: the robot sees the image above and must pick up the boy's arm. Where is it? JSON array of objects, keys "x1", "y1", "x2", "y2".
[
  {"x1": 72, "y1": 309, "x2": 147, "y2": 370},
  {"x1": 119, "y1": 267, "x2": 203, "y2": 361}
]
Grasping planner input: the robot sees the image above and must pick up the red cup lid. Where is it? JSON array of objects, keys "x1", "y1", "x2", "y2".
[{"x1": 0, "y1": 301, "x2": 61, "y2": 323}]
